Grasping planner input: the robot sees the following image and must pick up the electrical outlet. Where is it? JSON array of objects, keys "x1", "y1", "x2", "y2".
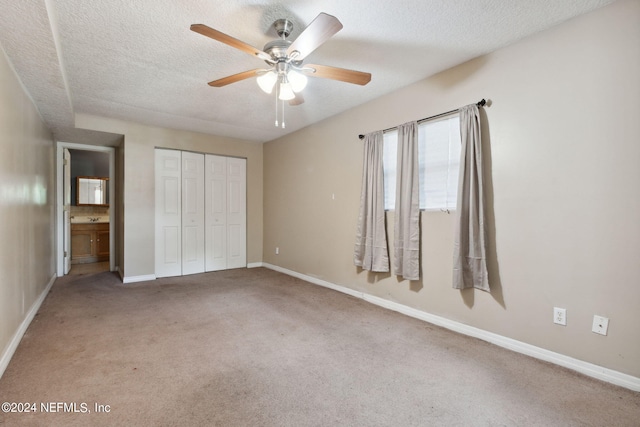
[
  {"x1": 553, "y1": 307, "x2": 567, "y2": 326},
  {"x1": 592, "y1": 315, "x2": 609, "y2": 336},
  {"x1": 275, "y1": 247, "x2": 279, "y2": 255}
]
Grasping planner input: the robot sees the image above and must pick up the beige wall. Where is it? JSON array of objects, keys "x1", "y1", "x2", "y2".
[
  {"x1": 75, "y1": 114, "x2": 263, "y2": 279},
  {"x1": 263, "y1": 0, "x2": 640, "y2": 377},
  {"x1": 0, "y1": 46, "x2": 55, "y2": 361}
]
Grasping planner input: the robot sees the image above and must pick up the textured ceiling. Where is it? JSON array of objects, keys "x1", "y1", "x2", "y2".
[{"x1": 0, "y1": 0, "x2": 616, "y2": 143}]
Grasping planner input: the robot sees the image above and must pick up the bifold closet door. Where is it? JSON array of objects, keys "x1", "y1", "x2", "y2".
[
  {"x1": 157, "y1": 150, "x2": 245, "y2": 277},
  {"x1": 155, "y1": 149, "x2": 182, "y2": 278},
  {"x1": 181, "y1": 151, "x2": 205, "y2": 275},
  {"x1": 205, "y1": 154, "x2": 227, "y2": 271},
  {"x1": 226, "y1": 157, "x2": 247, "y2": 269},
  {"x1": 205, "y1": 155, "x2": 246, "y2": 271}
]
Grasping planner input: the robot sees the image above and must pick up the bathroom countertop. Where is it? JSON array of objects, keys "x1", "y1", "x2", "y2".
[{"x1": 70, "y1": 216, "x2": 110, "y2": 224}]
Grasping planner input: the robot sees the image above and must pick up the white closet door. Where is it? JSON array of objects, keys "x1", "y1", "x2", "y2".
[
  {"x1": 227, "y1": 157, "x2": 247, "y2": 269},
  {"x1": 181, "y1": 151, "x2": 205, "y2": 275},
  {"x1": 205, "y1": 154, "x2": 227, "y2": 271},
  {"x1": 155, "y1": 149, "x2": 182, "y2": 278}
]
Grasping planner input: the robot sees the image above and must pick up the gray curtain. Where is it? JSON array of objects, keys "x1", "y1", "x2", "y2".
[
  {"x1": 393, "y1": 121, "x2": 420, "y2": 280},
  {"x1": 453, "y1": 104, "x2": 489, "y2": 291},
  {"x1": 354, "y1": 131, "x2": 390, "y2": 272}
]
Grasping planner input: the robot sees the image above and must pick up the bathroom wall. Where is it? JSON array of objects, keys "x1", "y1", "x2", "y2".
[{"x1": 69, "y1": 149, "x2": 109, "y2": 207}]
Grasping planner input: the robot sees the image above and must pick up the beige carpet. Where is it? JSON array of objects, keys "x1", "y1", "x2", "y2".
[{"x1": 0, "y1": 268, "x2": 638, "y2": 426}]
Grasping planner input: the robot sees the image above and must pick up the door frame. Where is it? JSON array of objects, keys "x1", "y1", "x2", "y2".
[{"x1": 56, "y1": 142, "x2": 116, "y2": 276}]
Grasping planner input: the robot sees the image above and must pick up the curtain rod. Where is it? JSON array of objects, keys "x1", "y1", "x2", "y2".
[{"x1": 358, "y1": 99, "x2": 486, "y2": 140}]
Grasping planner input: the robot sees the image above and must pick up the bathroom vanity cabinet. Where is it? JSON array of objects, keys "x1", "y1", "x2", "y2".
[{"x1": 70, "y1": 223, "x2": 109, "y2": 264}]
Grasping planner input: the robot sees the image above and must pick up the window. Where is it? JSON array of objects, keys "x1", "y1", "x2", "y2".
[{"x1": 383, "y1": 115, "x2": 461, "y2": 211}]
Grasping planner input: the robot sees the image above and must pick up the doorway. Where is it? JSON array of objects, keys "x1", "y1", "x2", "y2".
[{"x1": 56, "y1": 142, "x2": 116, "y2": 277}]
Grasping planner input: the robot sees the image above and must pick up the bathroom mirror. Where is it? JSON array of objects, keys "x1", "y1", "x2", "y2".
[{"x1": 77, "y1": 176, "x2": 109, "y2": 206}]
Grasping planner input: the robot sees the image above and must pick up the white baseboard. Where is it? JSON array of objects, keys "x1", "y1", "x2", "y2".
[
  {"x1": 122, "y1": 274, "x2": 156, "y2": 284},
  {"x1": 247, "y1": 262, "x2": 263, "y2": 268},
  {"x1": 265, "y1": 263, "x2": 362, "y2": 299},
  {"x1": 262, "y1": 263, "x2": 640, "y2": 392},
  {"x1": 0, "y1": 273, "x2": 56, "y2": 379}
]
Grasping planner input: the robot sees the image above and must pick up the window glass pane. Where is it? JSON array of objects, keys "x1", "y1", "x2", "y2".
[
  {"x1": 419, "y1": 115, "x2": 461, "y2": 211},
  {"x1": 383, "y1": 130, "x2": 398, "y2": 210}
]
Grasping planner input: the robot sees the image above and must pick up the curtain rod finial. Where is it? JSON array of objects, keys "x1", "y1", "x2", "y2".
[{"x1": 358, "y1": 134, "x2": 365, "y2": 139}]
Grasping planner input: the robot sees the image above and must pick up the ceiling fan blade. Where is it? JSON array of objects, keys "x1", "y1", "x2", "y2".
[
  {"x1": 304, "y1": 64, "x2": 371, "y2": 85},
  {"x1": 289, "y1": 92, "x2": 304, "y2": 106},
  {"x1": 287, "y1": 13, "x2": 343, "y2": 61},
  {"x1": 208, "y1": 69, "x2": 263, "y2": 87},
  {"x1": 191, "y1": 24, "x2": 272, "y2": 62}
]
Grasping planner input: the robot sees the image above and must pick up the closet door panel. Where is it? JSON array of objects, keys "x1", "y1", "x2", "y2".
[
  {"x1": 205, "y1": 154, "x2": 227, "y2": 271},
  {"x1": 181, "y1": 152, "x2": 205, "y2": 275},
  {"x1": 228, "y1": 224, "x2": 242, "y2": 257},
  {"x1": 183, "y1": 226, "x2": 198, "y2": 261},
  {"x1": 163, "y1": 226, "x2": 180, "y2": 264},
  {"x1": 211, "y1": 225, "x2": 225, "y2": 256},
  {"x1": 227, "y1": 157, "x2": 246, "y2": 269},
  {"x1": 155, "y1": 149, "x2": 182, "y2": 278}
]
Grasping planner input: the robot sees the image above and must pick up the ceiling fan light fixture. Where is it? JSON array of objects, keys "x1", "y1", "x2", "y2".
[
  {"x1": 191, "y1": 13, "x2": 371, "y2": 129},
  {"x1": 257, "y1": 70, "x2": 277, "y2": 94},
  {"x1": 287, "y1": 70, "x2": 308, "y2": 93},
  {"x1": 278, "y1": 80, "x2": 295, "y2": 101}
]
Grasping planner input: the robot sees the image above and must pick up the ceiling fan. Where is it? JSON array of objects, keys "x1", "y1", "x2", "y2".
[{"x1": 190, "y1": 13, "x2": 371, "y2": 110}]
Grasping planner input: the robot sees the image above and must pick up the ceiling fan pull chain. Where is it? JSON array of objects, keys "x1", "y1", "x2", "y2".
[
  {"x1": 282, "y1": 98, "x2": 286, "y2": 129},
  {"x1": 274, "y1": 85, "x2": 279, "y2": 127}
]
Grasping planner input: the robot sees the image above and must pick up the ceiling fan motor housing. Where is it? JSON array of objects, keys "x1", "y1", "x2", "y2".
[
  {"x1": 273, "y1": 19, "x2": 293, "y2": 38},
  {"x1": 263, "y1": 39, "x2": 292, "y2": 62}
]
